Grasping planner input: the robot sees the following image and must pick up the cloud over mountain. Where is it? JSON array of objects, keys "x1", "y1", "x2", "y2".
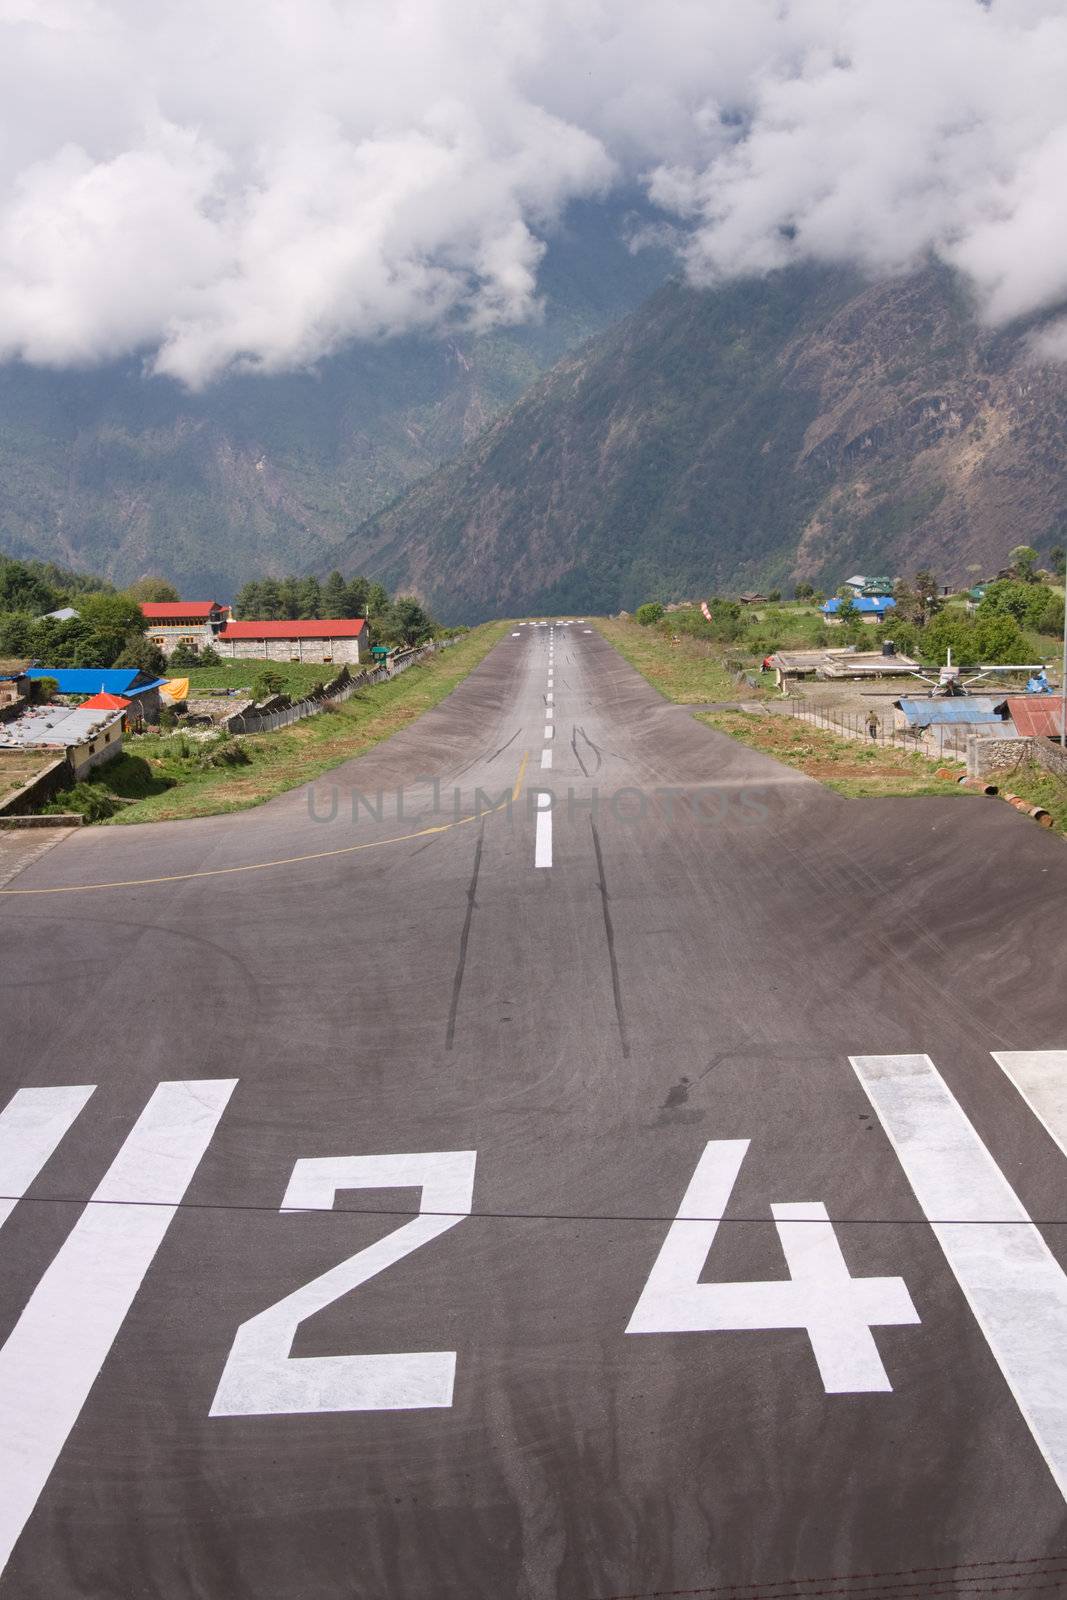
[{"x1": 1, "y1": 0, "x2": 1065, "y2": 384}]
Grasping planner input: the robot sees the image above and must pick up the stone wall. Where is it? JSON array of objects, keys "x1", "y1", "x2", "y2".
[
  {"x1": 215, "y1": 636, "x2": 365, "y2": 665},
  {"x1": 968, "y1": 734, "x2": 1067, "y2": 779}
]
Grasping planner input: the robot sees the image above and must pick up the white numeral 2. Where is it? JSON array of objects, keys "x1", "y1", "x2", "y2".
[
  {"x1": 626, "y1": 1140, "x2": 919, "y2": 1392},
  {"x1": 210, "y1": 1150, "x2": 476, "y2": 1416}
]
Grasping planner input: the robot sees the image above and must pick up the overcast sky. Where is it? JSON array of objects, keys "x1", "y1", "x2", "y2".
[{"x1": 0, "y1": 0, "x2": 1064, "y2": 384}]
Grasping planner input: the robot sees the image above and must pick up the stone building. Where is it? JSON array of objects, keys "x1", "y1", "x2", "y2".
[
  {"x1": 141, "y1": 602, "x2": 231, "y2": 657},
  {"x1": 214, "y1": 619, "x2": 369, "y2": 665}
]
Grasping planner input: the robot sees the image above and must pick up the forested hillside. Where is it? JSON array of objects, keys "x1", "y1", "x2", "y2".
[{"x1": 346, "y1": 265, "x2": 1067, "y2": 620}]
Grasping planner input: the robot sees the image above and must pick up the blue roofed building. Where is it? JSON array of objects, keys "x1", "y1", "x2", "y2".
[
  {"x1": 25, "y1": 668, "x2": 167, "y2": 725},
  {"x1": 821, "y1": 595, "x2": 896, "y2": 624}
]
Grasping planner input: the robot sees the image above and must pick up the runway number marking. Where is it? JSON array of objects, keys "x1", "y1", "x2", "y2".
[
  {"x1": 626, "y1": 1140, "x2": 919, "y2": 1391},
  {"x1": 0, "y1": 1085, "x2": 94, "y2": 1232},
  {"x1": 852, "y1": 1052, "x2": 1067, "y2": 1502},
  {"x1": 4, "y1": 1050, "x2": 1067, "y2": 1567},
  {"x1": 210, "y1": 1150, "x2": 476, "y2": 1416},
  {"x1": 0, "y1": 1078, "x2": 236, "y2": 1575}
]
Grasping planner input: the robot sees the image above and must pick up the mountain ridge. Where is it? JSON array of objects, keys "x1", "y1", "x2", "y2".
[{"x1": 341, "y1": 265, "x2": 1067, "y2": 620}]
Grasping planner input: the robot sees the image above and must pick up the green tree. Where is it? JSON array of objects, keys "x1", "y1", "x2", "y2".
[
  {"x1": 977, "y1": 580, "x2": 1052, "y2": 629},
  {"x1": 793, "y1": 582, "x2": 814, "y2": 600},
  {"x1": 198, "y1": 645, "x2": 222, "y2": 666},
  {"x1": 0, "y1": 557, "x2": 58, "y2": 615},
  {"x1": 125, "y1": 577, "x2": 180, "y2": 603},
  {"x1": 365, "y1": 582, "x2": 390, "y2": 618},
  {"x1": 1037, "y1": 594, "x2": 1065, "y2": 638},
  {"x1": 386, "y1": 596, "x2": 434, "y2": 645},
  {"x1": 1049, "y1": 545, "x2": 1066, "y2": 580},
  {"x1": 322, "y1": 571, "x2": 349, "y2": 618},
  {"x1": 234, "y1": 581, "x2": 264, "y2": 619},
  {"x1": 79, "y1": 592, "x2": 147, "y2": 636},
  {"x1": 258, "y1": 579, "x2": 283, "y2": 620},
  {"x1": 635, "y1": 602, "x2": 665, "y2": 625},
  {"x1": 279, "y1": 576, "x2": 302, "y2": 619},
  {"x1": 167, "y1": 642, "x2": 201, "y2": 669},
  {"x1": 297, "y1": 576, "x2": 323, "y2": 618},
  {"x1": 1009, "y1": 544, "x2": 1039, "y2": 582},
  {"x1": 345, "y1": 575, "x2": 370, "y2": 618},
  {"x1": 114, "y1": 635, "x2": 166, "y2": 675},
  {"x1": 0, "y1": 611, "x2": 33, "y2": 656}
]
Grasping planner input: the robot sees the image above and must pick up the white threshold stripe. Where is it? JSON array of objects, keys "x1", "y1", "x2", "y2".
[
  {"x1": 544, "y1": 724, "x2": 553, "y2": 740},
  {"x1": 992, "y1": 1053, "x2": 1067, "y2": 1159},
  {"x1": 851, "y1": 1053, "x2": 1067, "y2": 1504},
  {"x1": 535, "y1": 793, "x2": 553, "y2": 868},
  {"x1": 0, "y1": 1077, "x2": 238, "y2": 1575},
  {"x1": 0, "y1": 1086, "x2": 96, "y2": 1232},
  {"x1": 540, "y1": 748, "x2": 553, "y2": 769}
]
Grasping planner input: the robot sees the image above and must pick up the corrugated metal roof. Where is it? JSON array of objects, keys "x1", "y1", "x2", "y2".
[
  {"x1": 141, "y1": 601, "x2": 224, "y2": 619},
  {"x1": 823, "y1": 596, "x2": 895, "y2": 614},
  {"x1": 25, "y1": 668, "x2": 166, "y2": 696},
  {"x1": 0, "y1": 707, "x2": 122, "y2": 749},
  {"x1": 897, "y1": 697, "x2": 1005, "y2": 725},
  {"x1": 1005, "y1": 697, "x2": 1067, "y2": 738},
  {"x1": 219, "y1": 619, "x2": 366, "y2": 639}
]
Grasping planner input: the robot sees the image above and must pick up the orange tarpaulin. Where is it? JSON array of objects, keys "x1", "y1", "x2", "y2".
[{"x1": 160, "y1": 678, "x2": 189, "y2": 703}]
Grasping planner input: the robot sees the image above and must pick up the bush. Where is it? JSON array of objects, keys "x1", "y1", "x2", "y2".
[
  {"x1": 29, "y1": 676, "x2": 58, "y2": 705},
  {"x1": 167, "y1": 643, "x2": 201, "y2": 669},
  {"x1": 198, "y1": 645, "x2": 222, "y2": 666},
  {"x1": 196, "y1": 735, "x2": 251, "y2": 771},
  {"x1": 977, "y1": 580, "x2": 1056, "y2": 630},
  {"x1": 635, "y1": 602, "x2": 665, "y2": 626},
  {"x1": 42, "y1": 781, "x2": 119, "y2": 823},
  {"x1": 253, "y1": 670, "x2": 286, "y2": 700}
]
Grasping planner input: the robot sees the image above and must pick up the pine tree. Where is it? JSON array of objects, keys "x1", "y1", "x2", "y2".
[
  {"x1": 322, "y1": 571, "x2": 348, "y2": 618},
  {"x1": 345, "y1": 575, "x2": 369, "y2": 617},
  {"x1": 298, "y1": 575, "x2": 323, "y2": 618},
  {"x1": 279, "y1": 576, "x2": 302, "y2": 619}
]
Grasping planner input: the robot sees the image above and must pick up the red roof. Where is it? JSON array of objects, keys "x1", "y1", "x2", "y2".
[
  {"x1": 219, "y1": 619, "x2": 366, "y2": 639},
  {"x1": 141, "y1": 602, "x2": 223, "y2": 619},
  {"x1": 1006, "y1": 697, "x2": 1066, "y2": 738},
  {"x1": 81, "y1": 691, "x2": 131, "y2": 711}
]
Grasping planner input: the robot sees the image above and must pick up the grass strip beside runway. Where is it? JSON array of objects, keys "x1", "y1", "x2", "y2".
[
  {"x1": 594, "y1": 616, "x2": 765, "y2": 704},
  {"x1": 90, "y1": 622, "x2": 511, "y2": 825}
]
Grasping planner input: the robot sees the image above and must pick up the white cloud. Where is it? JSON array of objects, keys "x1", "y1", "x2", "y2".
[{"x1": 0, "y1": 0, "x2": 1065, "y2": 383}]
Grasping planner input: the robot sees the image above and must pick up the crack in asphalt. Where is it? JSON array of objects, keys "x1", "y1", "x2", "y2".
[{"x1": 445, "y1": 825, "x2": 484, "y2": 1052}]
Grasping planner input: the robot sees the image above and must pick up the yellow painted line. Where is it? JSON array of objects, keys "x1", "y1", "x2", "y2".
[{"x1": 0, "y1": 752, "x2": 531, "y2": 898}]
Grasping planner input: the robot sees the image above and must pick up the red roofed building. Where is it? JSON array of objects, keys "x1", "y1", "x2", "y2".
[
  {"x1": 215, "y1": 617, "x2": 369, "y2": 666},
  {"x1": 1004, "y1": 697, "x2": 1067, "y2": 740},
  {"x1": 140, "y1": 601, "x2": 231, "y2": 658}
]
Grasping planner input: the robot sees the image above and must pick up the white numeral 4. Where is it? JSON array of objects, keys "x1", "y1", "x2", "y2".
[
  {"x1": 626, "y1": 1141, "x2": 919, "y2": 1392},
  {"x1": 211, "y1": 1150, "x2": 476, "y2": 1417}
]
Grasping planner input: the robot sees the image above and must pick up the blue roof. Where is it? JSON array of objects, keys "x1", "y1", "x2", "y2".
[
  {"x1": 26, "y1": 668, "x2": 166, "y2": 697},
  {"x1": 897, "y1": 697, "x2": 1005, "y2": 726},
  {"x1": 822, "y1": 595, "x2": 896, "y2": 615}
]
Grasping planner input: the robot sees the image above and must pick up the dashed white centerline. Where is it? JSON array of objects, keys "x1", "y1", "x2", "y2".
[
  {"x1": 535, "y1": 793, "x2": 553, "y2": 867},
  {"x1": 546, "y1": 692, "x2": 553, "y2": 705},
  {"x1": 545, "y1": 707, "x2": 554, "y2": 719},
  {"x1": 544, "y1": 723, "x2": 553, "y2": 740},
  {"x1": 540, "y1": 748, "x2": 552, "y2": 769}
]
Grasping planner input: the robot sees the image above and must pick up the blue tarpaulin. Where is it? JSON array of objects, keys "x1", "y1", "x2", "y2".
[{"x1": 896, "y1": 697, "x2": 1005, "y2": 726}]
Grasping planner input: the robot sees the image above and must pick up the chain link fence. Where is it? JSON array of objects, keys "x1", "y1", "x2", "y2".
[{"x1": 781, "y1": 696, "x2": 978, "y2": 760}]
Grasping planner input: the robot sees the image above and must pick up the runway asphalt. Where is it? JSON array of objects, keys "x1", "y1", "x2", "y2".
[{"x1": 1, "y1": 620, "x2": 1066, "y2": 1598}]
